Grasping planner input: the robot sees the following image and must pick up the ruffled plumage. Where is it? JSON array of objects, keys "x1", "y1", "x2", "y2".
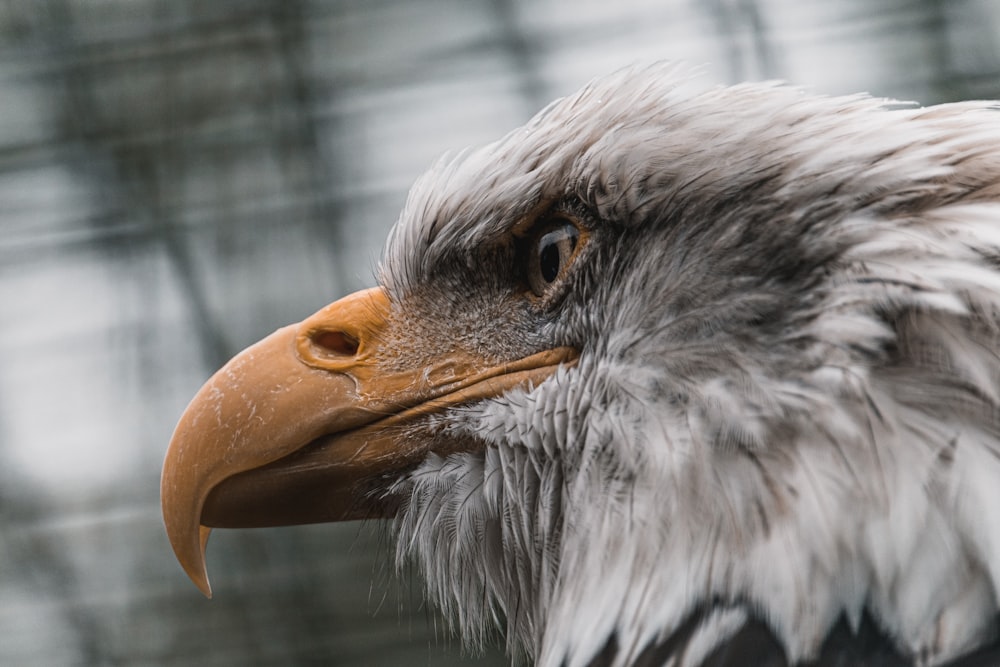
[{"x1": 387, "y1": 65, "x2": 1000, "y2": 666}]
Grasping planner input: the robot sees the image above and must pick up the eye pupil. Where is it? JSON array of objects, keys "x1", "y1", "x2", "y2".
[
  {"x1": 525, "y1": 220, "x2": 581, "y2": 297},
  {"x1": 540, "y1": 236, "x2": 562, "y2": 283}
]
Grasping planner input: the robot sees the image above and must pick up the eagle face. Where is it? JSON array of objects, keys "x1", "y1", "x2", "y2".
[{"x1": 163, "y1": 65, "x2": 1000, "y2": 666}]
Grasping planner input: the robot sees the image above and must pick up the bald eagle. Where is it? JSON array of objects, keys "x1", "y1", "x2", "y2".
[{"x1": 162, "y1": 65, "x2": 1000, "y2": 666}]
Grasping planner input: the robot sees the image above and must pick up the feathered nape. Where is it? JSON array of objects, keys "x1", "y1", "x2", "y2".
[{"x1": 388, "y1": 65, "x2": 1000, "y2": 667}]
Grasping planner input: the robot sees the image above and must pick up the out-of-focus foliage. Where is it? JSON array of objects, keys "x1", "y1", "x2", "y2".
[{"x1": 0, "y1": 0, "x2": 996, "y2": 664}]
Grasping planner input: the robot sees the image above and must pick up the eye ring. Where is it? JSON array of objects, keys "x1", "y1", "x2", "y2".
[{"x1": 523, "y1": 214, "x2": 585, "y2": 298}]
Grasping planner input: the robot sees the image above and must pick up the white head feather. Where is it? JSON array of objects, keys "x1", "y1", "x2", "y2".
[{"x1": 384, "y1": 64, "x2": 1000, "y2": 667}]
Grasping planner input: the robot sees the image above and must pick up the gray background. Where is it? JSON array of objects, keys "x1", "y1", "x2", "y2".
[{"x1": 1, "y1": 0, "x2": 998, "y2": 665}]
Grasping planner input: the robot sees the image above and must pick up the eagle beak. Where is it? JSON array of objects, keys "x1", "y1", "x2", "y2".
[{"x1": 161, "y1": 287, "x2": 575, "y2": 597}]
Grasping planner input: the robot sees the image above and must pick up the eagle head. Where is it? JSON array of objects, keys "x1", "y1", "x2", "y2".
[{"x1": 162, "y1": 65, "x2": 1000, "y2": 666}]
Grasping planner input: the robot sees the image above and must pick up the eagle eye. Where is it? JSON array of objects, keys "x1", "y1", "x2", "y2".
[{"x1": 525, "y1": 216, "x2": 581, "y2": 297}]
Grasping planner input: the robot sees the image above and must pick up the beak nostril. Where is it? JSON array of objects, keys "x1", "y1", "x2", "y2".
[
  {"x1": 312, "y1": 330, "x2": 360, "y2": 357},
  {"x1": 296, "y1": 288, "x2": 387, "y2": 366}
]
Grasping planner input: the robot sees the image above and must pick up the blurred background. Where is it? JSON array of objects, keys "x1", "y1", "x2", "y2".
[{"x1": 1, "y1": 0, "x2": 998, "y2": 665}]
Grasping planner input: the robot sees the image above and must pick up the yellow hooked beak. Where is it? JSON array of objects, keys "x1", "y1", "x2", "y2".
[{"x1": 161, "y1": 286, "x2": 576, "y2": 597}]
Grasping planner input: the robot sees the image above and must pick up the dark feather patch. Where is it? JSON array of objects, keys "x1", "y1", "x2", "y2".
[
  {"x1": 696, "y1": 612, "x2": 1000, "y2": 667},
  {"x1": 578, "y1": 633, "x2": 618, "y2": 667}
]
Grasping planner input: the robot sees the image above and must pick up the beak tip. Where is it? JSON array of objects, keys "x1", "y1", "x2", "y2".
[
  {"x1": 191, "y1": 524, "x2": 214, "y2": 598},
  {"x1": 196, "y1": 577, "x2": 214, "y2": 600},
  {"x1": 166, "y1": 519, "x2": 215, "y2": 598},
  {"x1": 184, "y1": 561, "x2": 213, "y2": 598}
]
